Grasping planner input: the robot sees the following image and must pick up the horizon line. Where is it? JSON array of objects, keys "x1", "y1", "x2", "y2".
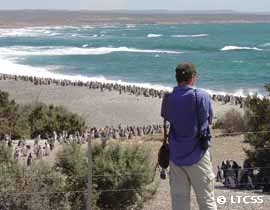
[{"x1": 0, "y1": 9, "x2": 270, "y2": 14}]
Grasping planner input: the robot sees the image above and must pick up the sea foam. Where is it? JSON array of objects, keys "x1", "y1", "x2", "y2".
[
  {"x1": 221, "y1": 46, "x2": 263, "y2": 51},
  {"x1": 259, "y1": 43, "x2": 270, "y2": 48},
  {"x1": 0, "y1": 28, "x2": 62, "y2": 37},
  {"x1": 126, "y1": 24, "x2": 136, "y2": 28},
  {"x1": 147, "y1": 34, "x2": 163, "y2": 38},
  {"x1": 202, "y1": 88, "x2": 263, "y2": 98},
  {"x1": 171, "y1": 34, "x2": 208, "y2": 38},
  {"x1": 0, "y1": 46, "x2": 182, "y2": 56}
]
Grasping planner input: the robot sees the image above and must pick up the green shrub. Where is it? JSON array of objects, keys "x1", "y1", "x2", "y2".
[
  {"x1": 0, "y1": 90, "x2": 86, "y2": 139},
  {"x1": 0, "y1": 142, "x2": 69, "y2": 210},
  {"x1": 92, "y1": 143, "x2": 157, "y2": 210},
  {"x1": 244, "y1": 90, "x2": 270, "y2": 161},
  {"x1": 0, "y1": 90, "x2": 20, "y2": 139},
  {"x1": 29, "y1": 103, "x2": 86, "y2": 138},
  {"x1": 213, "y1": 108, "x2": 246, "y2": 134},
  {"x1": 244, "y1": 84, "x2": 270, "y2": 191},
  {"x1": 55, "y1": 142, "x2": 157, "y2": 210},
  {"x1": 13, "y1": 105, "x2": 32, "y2": 138},
  {"x1": 55, "y1": 143, "x2": 98, "y2": 210}
]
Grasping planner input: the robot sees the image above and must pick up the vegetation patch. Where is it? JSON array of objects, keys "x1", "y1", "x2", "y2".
[{"x1": 0, "y1": 90, "x2": 86, "y2": 139}]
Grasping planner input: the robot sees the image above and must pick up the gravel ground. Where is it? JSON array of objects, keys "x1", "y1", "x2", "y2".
[
  {"x1": 142, "y1": 135, "x2": 270, "y2": 210},
  {"x1": 142, "y1": 179, "x2": 270, "y2": 210}
]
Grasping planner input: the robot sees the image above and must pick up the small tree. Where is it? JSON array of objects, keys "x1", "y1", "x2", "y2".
[
  {"x1": 29, "y1": 103, "x2": 86, "y2": 138},
  {"x1": 55, "y1": 143, "x2": 96, "y2": 210},
  {"x1": 244, "y1": 84, "x2": 270, "y2": 191},
  {"x1": 213, "y1": 108, "x2": 246, "y2": 134},
  {"x1": 92, "y1": 143, "x2": 157, "y2": 210},
  {"x1": 0, "y1": 90, "x2": 86, "y2": 139},
  {"x1": 0, "y1": 90, "x2": 19, "y2": 139},
  {"x1": 264, "y1": 84, "x2": 270, "y2": 95},
  {"x1": 0, "y1": 142, "x2": 68, "y2": 210}
]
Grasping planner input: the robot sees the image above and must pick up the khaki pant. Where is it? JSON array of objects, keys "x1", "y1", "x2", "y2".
[{"x1": 169, "y1": 150, "x2": 217, "y2": 210}]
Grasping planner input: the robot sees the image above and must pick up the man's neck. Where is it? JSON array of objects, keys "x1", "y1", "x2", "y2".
[{"x1": 178, "y1": 82, "x2": 193, "y2": 87}]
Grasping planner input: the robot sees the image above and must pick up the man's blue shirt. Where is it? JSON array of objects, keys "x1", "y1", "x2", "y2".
[{"x1": 161, "y1": 85, "x2": 213, "y2": 166}]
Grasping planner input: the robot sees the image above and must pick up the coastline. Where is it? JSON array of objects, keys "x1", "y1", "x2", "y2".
[{"x1": 0, "y1": 76, "x2": 242, "y2": 128}]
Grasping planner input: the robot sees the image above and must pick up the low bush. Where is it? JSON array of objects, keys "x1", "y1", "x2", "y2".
[
  {"x1": 93, "y1": 143, "x2": 157, "y2": 210},
  {"x1": 29, "y1": 103, "x2": 86, "y2": 138},
  {"x1": 213, "y1": 108, "x2": 246, "y2": 134},
  {"x1": 0, "y1": 142, "x2": 68, "y2": 210},
  {"x1": 55, "y1": 143, "x2": 93, "y2": 210},
  {"x1": 244, "y1": 91, "x2": 270, "y2": 186},
  {"x1": 0, "y1": 90, "x2": 19, "y2": 139},
  {"x1": 55, "y1": 142, "x2": 157, "y2": 210},
  {"x1": 0, "y1": 90, "x2": 86, "y2": 139}
]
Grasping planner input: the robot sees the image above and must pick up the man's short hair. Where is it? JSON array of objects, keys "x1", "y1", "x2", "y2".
[{"x1": 175, "y1": 62, "x2": 197, "y2": 83}]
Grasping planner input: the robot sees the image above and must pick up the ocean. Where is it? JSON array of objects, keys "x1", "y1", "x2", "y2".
[{"x1": 0, "y1": 23, "x2": 270, "y2": 96}]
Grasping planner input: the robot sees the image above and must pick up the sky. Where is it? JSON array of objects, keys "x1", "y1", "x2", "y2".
[{"x1": 1, "y1": 0, "x2": 270, "y2": 12}]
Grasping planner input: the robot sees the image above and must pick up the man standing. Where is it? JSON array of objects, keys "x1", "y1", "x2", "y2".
[{"x1": 161, "y1": 62, "x2": 217, "y2": 210}]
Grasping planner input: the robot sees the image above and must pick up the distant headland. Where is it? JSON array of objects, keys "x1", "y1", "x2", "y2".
[{"x1": 1, "y1": 10, "x2": 270, "y2": 28}]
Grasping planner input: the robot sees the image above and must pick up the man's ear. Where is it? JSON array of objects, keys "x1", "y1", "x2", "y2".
[
  {"x1": 191, "y1": 74, "x2": 196, "y2": 85},
  {"x1": 188, "y1": 77, "x2": 194, "y2": 85}
]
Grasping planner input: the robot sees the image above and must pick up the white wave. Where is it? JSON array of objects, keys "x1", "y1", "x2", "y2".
[
  {"x1": 147, "y1": 34, "x2": 163, "y2": 38},
  {"x1": 51, "y1": 26, "x2": 92, "y2": 30},
  {"x1": 171, "y1": 34, "x2": 208, "y2": 38},
  {"x1": 221, "y1": 46, "x2": 263, "y2": 51},
  {"x1": 100, "y1": 25, "x2": 118, "y2": 29},
  {"x1": 0, "y1": 26, "x2": 98, "y2": 38},
  {"x1": 43, "y1": 30, "x2": 51, "y2": 34},
  {"x1": 33, "y1": 26, "x2": 84, "y2": 30},
  {"x1": 232, "y1": 60, "x2": 244, "y2": 63},
  {"x1": 0, "y1": 46, "x2": 182, "y2": 56},
  {"x1": 81, "y1": 26, "x2": 95, "y2": 29},
  {"x1": 259, "y1": 43, "x2": 270, "y2": 48},
  {"x1": 0, "y1": 28, "x2": 62, "y2": 37},
  {"x1": 49, "y1": 26, "x2": 80, "y2": 30},
  {"x1": 82, "y1": 44, "x2": 89, "y2": 48},
  {"x1": 202, "y1": 88, "x2": 264, "y2": 98},
  {"x1": 49, "y1": 33, "x2": 61, "y2": 36},
  {"x1": 0, "y1": 56, "x2": 172, "y2": 91},
  {"x1": 126, "y1": 24, "x2": 136, "y2": 28},
  {"x1": 0, "y1": 28, "x2": 37, "y2": 37}
]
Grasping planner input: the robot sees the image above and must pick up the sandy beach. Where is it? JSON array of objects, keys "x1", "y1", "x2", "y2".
[{"x1": 0, "y1": 79, "x2": 241, "y2": 128}]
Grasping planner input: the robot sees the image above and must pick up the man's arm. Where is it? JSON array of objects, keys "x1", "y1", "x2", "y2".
[
  {"x1": 198, "y1": 92, "x2": 212, "y2": 132},
  {"x1": 161, "y1": 92, "x2": 170, "y2": 122},
  {"x1": 208, "y1": 98, "x2": 213, "y2": 125}
]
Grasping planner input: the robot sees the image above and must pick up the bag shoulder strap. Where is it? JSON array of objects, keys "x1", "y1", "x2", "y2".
[
  {"x1": 162, "y1": 89, "x2": 201, "y2": 145},
  {"x1": 163, "y1": 119, "x2": 168, "y2": 145},
  {"x1": 194, "y1": 89, "x2": 201, "y2": 135},
  {"x1": 162, "y1": 92, "x2": 170, "y2": 145}
]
